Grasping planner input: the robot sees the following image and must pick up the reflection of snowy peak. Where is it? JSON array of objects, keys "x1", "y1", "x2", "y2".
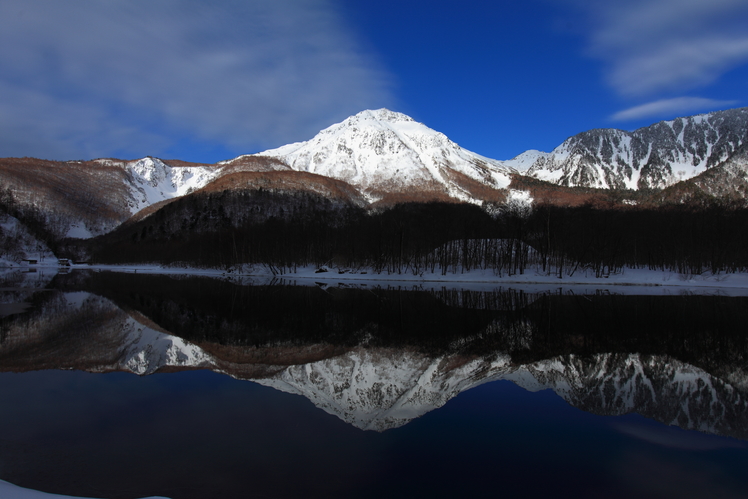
[
  {"x1": 256, "y1": 348, "x2": 512, "y2": 431},
  {"x1": 252, "y1": 109, "x2": 514, "y2": 202},
  {"x1": 519, "y1": 353, "x2": 748, "y2": 438},
  {"x1": 125, "y1": 157, "x2": 218, "y2": 213},
  {"x1": 118, "y1": 316, "x2": 213, "y2": 375},
  {"x1": 70, "y1": 291, "x2": 214, "y2": 375},
  {"x1": 0, "y1": 289, "x2": 214, "y2": 375},
  {"x1": 3, "y1": 288, "x2": 746, "y2": 438},
  {"x1": 255, "y1": 349, "x2": 747, "y2": 437},
  {"x1": 515, "y1": 107, "x2": 748, "y2": 190}
]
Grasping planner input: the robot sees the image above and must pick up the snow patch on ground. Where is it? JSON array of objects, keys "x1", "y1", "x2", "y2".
[
  {"x1": 505, "y1": 189, "x2": 533, "y2": 213},
  {"x1": 503, "y1": 149, "x2": 550, "y2": 171},
  {"x1": 0, "y1": 214, "x2": 57, "y2": 263},
  {"x1": 65, "y1": 224, "x2": 93, "y2": 239},
  {"x1": 0, "y1": 479, "x2": 168, "y2": 499}
]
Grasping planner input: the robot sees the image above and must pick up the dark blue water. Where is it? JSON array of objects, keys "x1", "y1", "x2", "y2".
[
  {"x1": 1, "y1": 271, "x2": 747, "y2": 498},
  {"x1": 0, "y1": 368, "x2": 746, "y2": 499}
]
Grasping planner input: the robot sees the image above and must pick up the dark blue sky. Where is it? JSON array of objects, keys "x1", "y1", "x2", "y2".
[{"x1": 0, "y1": 0, "x2": 746, "y2": 162}]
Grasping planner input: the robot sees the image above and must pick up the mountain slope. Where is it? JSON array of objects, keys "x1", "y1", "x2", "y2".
[
  {"x1": 0, "y1": 156, "x2": 221, "y2": 239},
  {"x1": 659, "y1": 141, "x2": 748, "y2": 204},
  {"x1": 122, "y1": 157, "x2": 219, "y2": 215},
  {"x1": 247, "y1": 108, "x2": 515, "y2": 204},
  {"x1": 5, "y1": 106, "x2": 748, "y2": 251},
  {"x1": 512, "y1": 107, "x2": 748, "y2": 190}
]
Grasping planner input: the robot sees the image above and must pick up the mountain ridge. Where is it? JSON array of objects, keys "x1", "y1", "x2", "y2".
[
  {"x1": 513, "y1": 107, "x2": 748, "y2": 190},
  {"x1": 2, "y1": 106, "x2": 748, "y2": 257}
]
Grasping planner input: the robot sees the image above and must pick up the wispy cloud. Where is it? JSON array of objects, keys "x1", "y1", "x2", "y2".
[
  {"x1": 610, "y1": 97, "x2": 739, "y2": 122},
  {"x1": 0, "y1": 0, "x2": 394, "y2": 160},
  {"x1": 582, "y1": 0, "x2": 748, "y2": 96}
]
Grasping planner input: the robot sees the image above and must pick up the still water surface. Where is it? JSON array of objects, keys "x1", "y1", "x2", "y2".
[{"x1": 0, "y1": 269, "x2": 747, "y2": 498}]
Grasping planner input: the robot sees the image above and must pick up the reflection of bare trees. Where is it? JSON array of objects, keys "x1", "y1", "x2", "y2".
[{"x1": 0, "y1": 291, "x2": 124, "y2": 371}]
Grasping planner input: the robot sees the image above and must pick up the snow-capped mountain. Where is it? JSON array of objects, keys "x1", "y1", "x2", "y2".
[
  {"x1": 4, "y1": 106, "x2": 748, "y2": 254},
  {"x1": 0, "y1": 156, "x2": 220, "y2": 240},
  {"x1": 513, "y1": 107, "x2": 748, "y2": 190},
  {"x1": 122, "y1": 157, "x2": 219, "y2": 214},
  {"x1": 63, "y1": 157, "x2": 220, "y2": 238},
  {"x1": 249, "y1": 109, "x2": 515, "y2": 203},
  {"x1": 118, "y1": 314, "x2": 213, "y2": 375},
  {"x1": 664, "y1": 141, "x2": 748, "y2": 202}
]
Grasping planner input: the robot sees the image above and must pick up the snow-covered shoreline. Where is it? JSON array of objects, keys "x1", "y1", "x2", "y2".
[
  {"x1": 4, "y1": 261, "x2": 748, "y2": 295},
  {"x1": 0, "y1": 479, "x2": 167, "y2": 499}
]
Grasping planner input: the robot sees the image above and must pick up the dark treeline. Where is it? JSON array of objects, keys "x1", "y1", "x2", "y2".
[
  {"x1": 77, "y1": 188, "x2": 748, "y2": 275},
  {"x1": 524, "y1": 203, "x2": 748, "y2": 276},
  {"x1": 84, "y1": 189, "x2": 504, "y2": 273}
]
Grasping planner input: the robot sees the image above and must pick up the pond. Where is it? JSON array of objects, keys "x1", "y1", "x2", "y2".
[{"x1": 0, "y1": 269, "x2": 747, "y2": 498}]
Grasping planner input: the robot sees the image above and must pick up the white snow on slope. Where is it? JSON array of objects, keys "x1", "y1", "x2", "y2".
[
  {"x1": 521, "y1": 108, "x2": 748, "y2": 190},
  {"x1": 515, "y1": 353, "x2": 748, "y2": 436},
  {"x1": 503, "y1": 149, "x2": 551, "y2": 172},
  {"x1": 50, "y1": 157, "x2": 219, "y2": 241},
  {"x1": 125, "y1": 157, "x2": 218, "y2": 214},
  {"x1": 250, "y1": 109, "x2": 515, "y2": 202},
  {"x1": 65, "y1": 223, "x2": 93, "y2": 239}
]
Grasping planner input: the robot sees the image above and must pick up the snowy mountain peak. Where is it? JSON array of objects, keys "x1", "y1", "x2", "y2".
[
  {"x1": 523, "y1": 107, "x2": 748, "y2": 190},
  {"x1": 124, "y1": 157, "x2": 218, "y2": 213},
  {"x1": 347, "y1": 108, "x2": 415, "y2": 125},
  {"x1": 252, "y1": 109, "x2": 514, "y2": 203},
  {"x1": 127, "y1": 157, "x2": 170, "y2": 187}
]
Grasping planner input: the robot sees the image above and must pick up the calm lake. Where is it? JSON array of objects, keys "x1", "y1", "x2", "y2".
[{"x1": 1, "y1": 269, "x2": 747, "y2": 498}]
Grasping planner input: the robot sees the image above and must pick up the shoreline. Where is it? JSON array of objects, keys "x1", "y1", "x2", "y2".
[{"x1": 4, "y1": 261, "x2": 748, "y2": 295}]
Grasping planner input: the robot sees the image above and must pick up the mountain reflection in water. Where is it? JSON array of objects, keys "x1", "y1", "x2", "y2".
[{"x1": 1, "y1": 269, "x2": 746, "y2": 439}]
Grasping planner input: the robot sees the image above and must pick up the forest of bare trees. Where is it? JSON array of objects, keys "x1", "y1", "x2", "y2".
[{"x1": 73, "y1": 188, "x2": 748, "y2": 276}]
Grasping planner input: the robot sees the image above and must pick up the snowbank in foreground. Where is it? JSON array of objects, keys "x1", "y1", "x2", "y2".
[{"x1": 0, "y1": 480, "x2": 168, "y2": 499}]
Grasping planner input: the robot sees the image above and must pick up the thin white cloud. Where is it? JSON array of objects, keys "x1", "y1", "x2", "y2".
[
  {"x1": 609, "y1": 38, "x2": 748, "y2": 97},
  {"x1": 0, "y1": 0, "x2": 395, "y2": 160},
  {"x1": 0, "y1": 80, "x2": 170, "y2": 160},
  {"x1": 610, "y1": 97, "x2": 739, "y2": 121},
  {"x1": 578, "y1": 0, "x2": 748, "y2": 96}
]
